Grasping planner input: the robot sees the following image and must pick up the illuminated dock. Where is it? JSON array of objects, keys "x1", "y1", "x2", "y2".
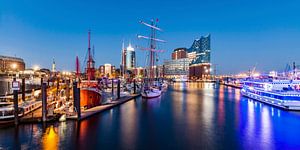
[{"x1": 67, "y1": 94, "x2": 140, "y2": 120}]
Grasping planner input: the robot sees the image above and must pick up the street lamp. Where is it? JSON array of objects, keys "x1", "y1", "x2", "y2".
[
  {"x1": 33, "y1": 65, "x2": 40, "y2": 71},
  {"x1": 11, "y1": 63, "x2": 17, "y2": 70},
  {"x1": 10, "y1": 63, "x2": 18, "y2": 78}
]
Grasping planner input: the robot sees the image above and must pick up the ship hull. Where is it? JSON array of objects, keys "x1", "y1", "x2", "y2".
[
  {"x1": 80, "y1": 88, "x2": 102, "y2": 109},
  {"x1": 241, "y1": 88, "x2": 300, "y2": 110},
  {"x1": 142, "y1": 88, "x2": 162, "y2": 99}
]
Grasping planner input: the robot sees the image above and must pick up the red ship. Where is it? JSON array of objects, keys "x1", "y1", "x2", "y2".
[{"x1": 79, "y1": 30, "x2": 102, "y2": 109}]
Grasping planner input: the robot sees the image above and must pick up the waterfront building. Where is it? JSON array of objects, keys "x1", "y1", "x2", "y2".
[
  {"x1": 189, "y1": 63, "x2": 211, "y2": 80},
  {"x1": 187, "y1": 34, "x2": 211, "y2": 80},
  {"x1": 187, "y1": 34, "x2": 211, "y2": 63},
  {"x1": 120, "y1": 41, "x2": 126, "y2": 76},
  {"x1": 99, "y1": 64, "x2": 116, "y2": 78},
  {"x1": 126, "y1": 43, "x2": 136, "y2": 70},
  {"x1": 133, "y1": 67, "x2": 145, "y2": 78},
  {"x1": 0, "y1": 55, "x2": 25, "y2": 72},
  {"x1": 164, "y1": 58, "x2": 189, "y2": 79},
  {"x1": 164, "y1": 48, "x2": 189, "y2": 80},
  {"x1": 165, "y1": 34, "x2": 211, "y2": 80},
  {"x1": 120, "y1": 41, "x2": 136, "y2": 77},
  {"x1": 172, "y1": 48, "x2": 187, "y2": 60}
]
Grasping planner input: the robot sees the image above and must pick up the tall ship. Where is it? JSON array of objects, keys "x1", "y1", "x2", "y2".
[
  {"x1": 241, "y1": 78, "x2": 300, "y2": 110},
  {"x1": 138, "y1": 19, "x2": 166, "y2": 98},
  {"x1": 79, "y1": 31, "x2": 102, "y2": 109}
]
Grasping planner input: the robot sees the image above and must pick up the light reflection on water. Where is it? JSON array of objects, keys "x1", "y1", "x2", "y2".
[
  {"x1": 1, "y1": 82, "x2": 300, "y2": 149},
  {"x1": 42, "y1": 125, "x2": 59, "y2": 150}
]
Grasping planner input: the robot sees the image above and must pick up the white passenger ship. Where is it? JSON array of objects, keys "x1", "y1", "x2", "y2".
[{"x1": 241, "y1": 79, "x2": 300, "y2": 110}]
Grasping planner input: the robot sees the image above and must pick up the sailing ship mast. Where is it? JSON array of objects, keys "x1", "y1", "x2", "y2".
[
  {"x1": 138, "y1": 19, "x2": 165, "y2": 87},
  {"x1": 86, "y1": 30, "x2": 95, "y2": 82},
  {"x1": 76, "y1": 56, "x2": 80, "y2": 79}
]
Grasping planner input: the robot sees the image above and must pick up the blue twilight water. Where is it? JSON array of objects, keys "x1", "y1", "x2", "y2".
[{"x1": 1, "y1": 82, "x2": 300, "y2": 150}]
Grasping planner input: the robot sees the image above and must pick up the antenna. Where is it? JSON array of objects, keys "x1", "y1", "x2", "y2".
[{"x1": 122, "y1": 39, "x2": 125, "y2": 51}]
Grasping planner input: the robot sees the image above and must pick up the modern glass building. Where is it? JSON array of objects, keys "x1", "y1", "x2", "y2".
[
  {"x1": 163, "y1": 58, "x2": 189, "y2": 79},
  {"x1": 187, "y1": 34, "x2": 211, "y2": 64},
  {"x1": 187, "y1": 34, "x2": 211, "y2": 80},
  {"x1": 125, "y1": 43, "x2": 136, "y2": 70},
  {"x1": 164, "y1": 34, "x2": 211, "y2": 80}
]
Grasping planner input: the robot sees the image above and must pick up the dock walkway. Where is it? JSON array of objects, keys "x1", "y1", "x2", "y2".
[{"x1": 68, "y1": 94, "x2": 141, "y2": 120}]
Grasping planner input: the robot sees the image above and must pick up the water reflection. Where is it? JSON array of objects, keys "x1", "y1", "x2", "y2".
[
  {"x1": 1, "y1": 82, "x2": 300, "y2": 149},
  {"x1": 119, "y1": 100, "x2": 138, "y2": 149},
  {"x1": 42, "y1": 125, "x2": 59, "y2": 150},
  {"x1": 217, "y1": 85, "x2": 225, "y2": 126},
  {"x1": 261, "y1": 107, "x2": 273, "y2": 150}
]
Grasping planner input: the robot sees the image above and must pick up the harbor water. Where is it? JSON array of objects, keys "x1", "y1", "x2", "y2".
[{"x1": 1, "y1": 82, "x2": 300, "y2": 149}]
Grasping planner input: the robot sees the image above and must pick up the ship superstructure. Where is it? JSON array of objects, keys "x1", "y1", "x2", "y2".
[{"x1": 241, "y1": 78, "x2": 300, "y2": 110}]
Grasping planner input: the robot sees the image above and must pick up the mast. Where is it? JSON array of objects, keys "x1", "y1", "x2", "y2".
[
  {"x1": 138, "y1": 19, "x2": 165, "y2": 87},
  {"x1": 121, "y1": 40, "x2": 125, "y2": 77},
  {"x1": 86, "y1": 30, "x2": 95, "y2": 81},
  {"x1": 149, "y1": 20, "x2": 155, "y2": 85},
  {"x1": 293, "y1": 62, "x2": 296, "y2": 79},
  {"x1": 76, "y1": 56, "x2": 80, "y2": 79},
  {"x1": 88, "y1": 30, "x2": 91, "y2": 61}
]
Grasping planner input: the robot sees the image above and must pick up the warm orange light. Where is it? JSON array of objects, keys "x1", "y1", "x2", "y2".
[
  {"x1": 11, "y1": 63, "x2": 17, "y2": 69},
  {"x1": 42, "y1": 126, "x2": 59, "y2": 150}
]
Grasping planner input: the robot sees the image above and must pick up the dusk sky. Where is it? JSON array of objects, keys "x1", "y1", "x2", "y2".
[{"x1": 1, "y1": 0, "x2": 300, "y2": 74}]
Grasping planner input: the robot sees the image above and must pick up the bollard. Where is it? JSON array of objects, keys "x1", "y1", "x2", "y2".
[
  {"x1": 56, "y1": 78, "x2": 59, "y2": 96},
  {"x1": 133, "y1": 80, "x2": 136, "y2": 94},
  {"x1": 76, "y1": 84, "x2": 81, "y2": 120},
  {"x1": 40, "y1": 78, "x2": 43, "y2": 86},
  {"x1": 73, "y1": 82, "x2": 81, "y2": 120},
  {"x1": 22, "y1": 78, "x2": 25, "y2": 102},
  {"x1": 13, "y1": 78, "x2": 19, "y2": 125},
  {"x1": 42, "y1": 83, "x2": 47, "y2": 122},
  {"x1": 73, "y1": 82, "x2": 76, "y2": 116},
  {"x1": 66, "y1": 79, "x2": 70, "y2": 101},
  {"x1": 117, "y1": 80, "x2": 120, "y2": 99},
  {"x1": 111, "y1": 79, "x2": 114, "y2": 96}
]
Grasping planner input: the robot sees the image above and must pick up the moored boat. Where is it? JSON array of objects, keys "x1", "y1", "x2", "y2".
[
  {"x1": 241, "y1": 79, "x2": 300, "y2": 110},
  {"x1": 0, "y1": 100, "x2": 42, "y2": 123},
  {"x1": 78, "y1": 30, "x2": 102, "y2": 109},
  {"x1": 138, "y1": 19, "x2": 165, "y2": 99},
  {"x1": 142, "y1": 87, "x2": 161, "y2": 98},
  {"x1": 80, "y1": 81, "x2": 102, "y2": 109}
]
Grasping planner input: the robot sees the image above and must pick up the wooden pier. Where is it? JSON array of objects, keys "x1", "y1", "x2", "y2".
[{"x1": 67, "y1": 94, "x2": 141, "y2": 120}]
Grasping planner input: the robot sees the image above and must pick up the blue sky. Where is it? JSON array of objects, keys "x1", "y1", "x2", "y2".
[{"x1": 0, "y1": 0, "x2": 300, "y2": 74}]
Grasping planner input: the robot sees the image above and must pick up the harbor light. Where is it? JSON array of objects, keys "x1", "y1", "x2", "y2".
[
  {"x1": 11, "y1": 63, "x2": 17, "y2": 70},
  {"x1": 33, "y1": 65, "x2": 40, "y2": 71},
  {"x1": 252, "y1": 72, "x2": 260, "y2": 77},
  {"x1": 62, "y1": 71, "x2": 71, "y2": 76}
]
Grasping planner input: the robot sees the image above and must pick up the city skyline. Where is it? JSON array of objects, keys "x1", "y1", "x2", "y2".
[{"x1": 1, "y1": 0, "x2": 300, "y2": 74}]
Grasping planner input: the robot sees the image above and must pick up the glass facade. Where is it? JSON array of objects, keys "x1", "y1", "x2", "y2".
[
  {"x1": 164, "y1": 58, "x2": 189, "y2": 76},
  {"x1": 188, "y1": 34, "x2": 211, "y2": 65},
  {"x1": 126, "y1": 50, "x2": 135, "y2": 70}
]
